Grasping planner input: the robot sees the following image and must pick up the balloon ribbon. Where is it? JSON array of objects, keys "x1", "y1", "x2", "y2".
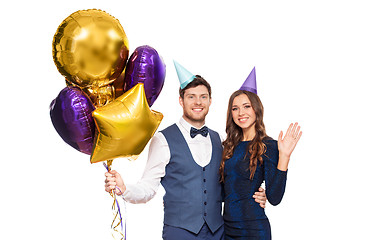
[{"x1": 104, "y1": 160, "x2": 126, "y2": 240}]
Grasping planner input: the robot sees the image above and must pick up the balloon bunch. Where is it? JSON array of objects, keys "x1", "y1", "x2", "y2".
[
  {"x1": 49, "y1": 9, "x2": 166, "y2": 240},
  {"x1": 50, "y1": 9, "x2": 165, "y2": 163}
]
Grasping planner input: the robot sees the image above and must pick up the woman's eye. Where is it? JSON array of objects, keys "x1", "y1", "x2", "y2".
[{"x1": 232, "y1": 108, "x2": 238, "y2": 111}]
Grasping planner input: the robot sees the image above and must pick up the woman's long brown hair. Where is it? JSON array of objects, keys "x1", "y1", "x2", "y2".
[{"x1": 220, "y1": 90, "x2": 267, "y2": 182}]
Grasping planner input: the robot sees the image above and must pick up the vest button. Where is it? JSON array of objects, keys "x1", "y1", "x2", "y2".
[
  {"x1": 203, "y1": 167, "x2": 206, "y2": 171},
  {"x1": 204, "y1": 190, "x2": 207, "y2": 194},
  {"x1": 203, "y1": 179, "x2": 206, "y2": 182},
  {"x1": 204, "y1": 202, "x2": 207, "y2": 205},
  {"x1": 204, "y1": 213, "x2": 207, "y2": 216}
]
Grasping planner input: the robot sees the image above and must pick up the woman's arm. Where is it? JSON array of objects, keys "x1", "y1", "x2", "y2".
[
  {"x1": 264, "y1": 122, "x2": 302, "y2": 205},
  {"x1": 264, "y1": 141, "x2": 288, "y2": 206}
]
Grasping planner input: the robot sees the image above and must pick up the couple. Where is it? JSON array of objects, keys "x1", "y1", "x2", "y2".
[{"x1": 105, "y1": 61, "x2": 302, "y2": 240}]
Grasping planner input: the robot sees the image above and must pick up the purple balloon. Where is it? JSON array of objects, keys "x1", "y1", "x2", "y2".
[
  {"x1": 50, "y1": 86, "x2": 95, "y2": 155},
  {"x1": 124, "y1": 45, "x2": 166, "y2": 106}
]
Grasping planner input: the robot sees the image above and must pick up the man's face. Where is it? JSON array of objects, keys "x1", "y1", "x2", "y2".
[{"x1": 179, "y1": 85, "x2": 212, "y2": 125}]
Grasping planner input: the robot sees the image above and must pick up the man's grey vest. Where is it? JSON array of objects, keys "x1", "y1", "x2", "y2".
[{"x1": 160, "y1": 124, "x2": 224, "y2": 234}]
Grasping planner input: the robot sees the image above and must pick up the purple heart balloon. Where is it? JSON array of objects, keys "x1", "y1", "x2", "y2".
[
  {"x1": 50, "y1": 86, "x2": 96, "y2": 155},
  {"x1": 124, "y1": 45, "x2": 166, "y2": 106}
]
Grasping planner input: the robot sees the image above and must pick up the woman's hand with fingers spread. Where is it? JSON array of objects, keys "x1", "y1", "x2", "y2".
[{"x1": 277, "y1": 122, "x2": 302, "y2": 171}]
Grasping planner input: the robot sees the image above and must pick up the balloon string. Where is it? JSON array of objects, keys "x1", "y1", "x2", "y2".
[{"x1": 104, "y1": 161, "x2": 126, "y2": 240}]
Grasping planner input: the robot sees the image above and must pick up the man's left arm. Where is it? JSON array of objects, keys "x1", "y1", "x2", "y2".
[{"x1": 253, "y1": 187, "x2": 267, "y2": 208}]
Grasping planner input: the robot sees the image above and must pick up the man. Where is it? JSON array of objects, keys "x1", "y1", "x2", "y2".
[{"x1": 105, "y1": 61, "x2": 267, "y2": 240}]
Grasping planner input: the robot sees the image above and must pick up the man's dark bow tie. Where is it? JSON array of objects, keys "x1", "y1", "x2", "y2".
[{"x1": 190, "y1": 126, "x2": 209, "y2": 138}]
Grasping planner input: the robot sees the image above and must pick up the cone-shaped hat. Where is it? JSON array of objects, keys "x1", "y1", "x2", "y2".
[
  {"x1": 239, "y1": 67, "x2": 257, "y2": 94},
  {"x1": 173, "y1": 60, "x2": 195, "y2": 89}
]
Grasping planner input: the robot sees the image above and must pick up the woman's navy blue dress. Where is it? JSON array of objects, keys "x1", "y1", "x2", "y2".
[{"x1": 223, "y1": 139, "x2": 287, "y2": 240}]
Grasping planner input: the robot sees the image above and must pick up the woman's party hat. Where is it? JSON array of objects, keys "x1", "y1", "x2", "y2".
[{"x1": 239, "y1": 67, "x2": 257, "y2": 94}]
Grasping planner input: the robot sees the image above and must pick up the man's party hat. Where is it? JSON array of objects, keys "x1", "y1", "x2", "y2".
[{"x1": 173, "y1": 60, "x2": 195, "y2": 89}]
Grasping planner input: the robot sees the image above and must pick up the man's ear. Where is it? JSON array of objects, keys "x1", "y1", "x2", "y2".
[{"x1": 179, "y1": 96, "x2": 183, "y2": 107}]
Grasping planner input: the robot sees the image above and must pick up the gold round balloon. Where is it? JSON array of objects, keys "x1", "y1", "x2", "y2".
[{"x1": 53, "y1": 9, "x2": 129, "y2": 88}]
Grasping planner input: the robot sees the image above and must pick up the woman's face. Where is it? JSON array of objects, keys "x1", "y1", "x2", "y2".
[{"x1": 231, "y1": 93, "x2": 256, "y2": 131}]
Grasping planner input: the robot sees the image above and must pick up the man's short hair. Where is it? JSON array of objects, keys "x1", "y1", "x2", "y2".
[{"x1": 179, "y1": 75, "x2": 212, "y2": 98}]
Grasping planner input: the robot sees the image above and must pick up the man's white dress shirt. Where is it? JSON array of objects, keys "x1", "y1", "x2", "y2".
[{"x1": 122, "y1": 117, "x2": 213, "y2": 203}]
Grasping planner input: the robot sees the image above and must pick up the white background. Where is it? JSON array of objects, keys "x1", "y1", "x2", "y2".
[{"x1": 1, "y1": 0, "x2": 385, "y2": 239}]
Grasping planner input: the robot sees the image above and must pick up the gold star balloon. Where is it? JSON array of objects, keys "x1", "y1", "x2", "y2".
[{"x1": 91, "y1": 83, "x2": 163, "y2": 164}]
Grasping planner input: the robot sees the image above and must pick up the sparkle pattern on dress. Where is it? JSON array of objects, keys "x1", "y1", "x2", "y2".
[{"x1": 223, "y1": 139, "x2": 287, "y2": 239}]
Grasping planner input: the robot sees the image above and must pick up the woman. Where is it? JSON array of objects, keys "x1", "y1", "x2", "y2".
[{"x1": 220, "y1": 89, "x2": 302, "y2": 240}]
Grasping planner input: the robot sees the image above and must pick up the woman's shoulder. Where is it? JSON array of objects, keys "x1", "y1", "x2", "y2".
[
  {"x1": 263, "y1": 136, "x2": 279, "y2": 161},
  {"x1": 263, "y1": 136, "x2": 277, "y2": 146}
]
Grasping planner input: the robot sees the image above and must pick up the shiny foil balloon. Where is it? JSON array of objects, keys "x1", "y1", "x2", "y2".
[
  {"x1": 124, "y1": 45, "x2": 166, "y2": 106},
  {"x1": 53, "y1": 9, "x2": 129, "y2": 88},
  {"x1": 66, "y1": 78, "x2": 115, "y2": 107},
  {"x1": 82, "y1": 85, "x2": 115, "y2": 107},
  {"x1": 50, "y1": 87, "x2": 96, "y2": 154},
  {"x1": 112, "y1": 66, "x2": 126, "y2": 98},
  {"x1": 91, "y1": 83, "x2": 163, "y2": 163}
]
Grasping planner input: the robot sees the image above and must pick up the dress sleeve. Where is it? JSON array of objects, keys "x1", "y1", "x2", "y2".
[
  {"x1": 122, "y1": 132, "x2": 170, "y2": 203},
  {"x1": 264, "y1": 140, "x2": 287, "y2": 206}
]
